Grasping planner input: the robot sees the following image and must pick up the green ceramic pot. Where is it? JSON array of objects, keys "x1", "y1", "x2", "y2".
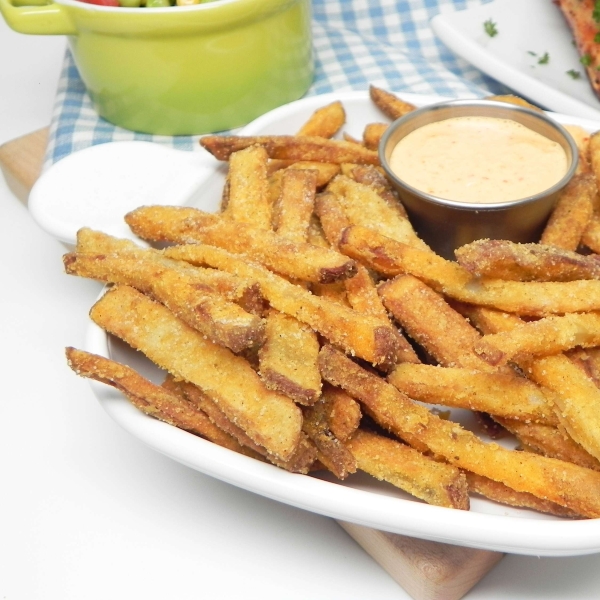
[{"x1": 0, "y1": 0, "x2": 314, "y2": 134}]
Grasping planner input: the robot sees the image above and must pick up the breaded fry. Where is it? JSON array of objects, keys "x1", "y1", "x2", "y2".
[
  {"x1": 224, "y1": 145, "x2": 271, "y2": 229},
  {"x1": 347, "y1": 429, "x2": 469, "y2": 510},
  {"x1": 540, "y1": 173, "x2": 596, "y2": 251},
  {"x1": 297, "y1": 101, "x2": 346, "y2": 138},
  {"x1": 484, "y1": 94, "x2": 543, "y2": 111},
  {"x1": 164, "y1": 244, "x2": 401, "y2": 368},
  {"x1": 90, "y1": 285, "x2": 303, "y2": 462},
  {"x1": 65, "y1": 348, "x2": 261, "y2": 459},
  {"x1": 341, "y1": 224, "x2": 600, "y2": 316},
  {"x1": 199, "y1": 135, "x2": 379, "y2": 165},
  {"x1": 582, "y1": 211, "x2": 600, "y2": 253},
  {"x1": 321, "y1": 384, "x2": 361, "y2": 442},
  {"x1": 455, "y1": 238, "x2": 600, "y2": 281},
  {"x1": 63, "y1": 252, "x2": 265, "y2": 353},
  {"x1": 465, "y1": 473, "x2": 580, "y2": 518},
  {"x1": 388, "y1": 363, "x2": 558, "y2": 426},
  {"x1": 319, "y1": 345, "x2": 600, "y2": 518},
  {"x1": 362, "y1": 122, "x2": 388, "y2": 150},
  {"x1": 474, "y1": 312, "x2": 600, "y2": 366},
  {"x1": 125, "y1": 206, "x2": 357, "y2": 285},
  {"x1": 258, "y1": 309, "x2": 322, "y2": 405},
  {"x1": 369, "y1": 85, "x2": 417, "y2": 120},
  {"x1": 268, "y1": 161, "x2": 340, "y2": 203}
]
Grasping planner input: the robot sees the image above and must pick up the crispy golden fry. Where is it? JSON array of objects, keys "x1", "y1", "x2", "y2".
[
  {"x1": 75, "y1": 228, "x2": 267, "y2": 316},
  {"x1": 90, "y1": 285, "x2": 303, "y2": 462},
  {"x1": 341, "y1": 224, "x2": 600, "y2": 316},
  {"x1": 588, "y1": 129, "x2": 600, "y2": 194},
  {"x1": 125, "y1": 206, "x2": 357, "y2": 285},
  {"x1": 318, "y1": 344, "x2": 600, "y2": 518},
  {"x1": 455, "y1": 238, "x2": 600, "y2": 281},
  {"x1": 170, "y1": 377, "x2": 317, "y2": 473},
  {"x1": 321, "y1": 384, "x2": 361, "y2": 442},
  {"x1": 569, "y1": 347, "x2": 600, "y2": 387},
  {"x1": 199, "y1": 135, "x2": 379, "y2": 165},
  {"x1": 388, "y1": 363, "x2": 558, "y2": 426},
  {"x1": 258, "y1": 309, "x2": 322, "y2": 405},
  {"x1": 540, "y1": 173, "x2": 596, "y2": 251},
  {"x1": 485, "y1": 94, "x2": 543, "y2": 111},
  {"x1": 297, "y1": 101, "x2": 346, "y2": 138},
  {"x1": 362, "y1": 122, "x2": 388, "y2": 150},
  {"x1": 465, "y1": 473, "x2": 579, "y2": 518},
  {"x1": 302, "y1": 397, "x2": 357, "y2": 479},
  {"x1": 563, "y1": 124, "x2": 592, "y2": 175},
  {"x1": 64, "y1": 252, "x2": 265, "y2": 354},
  {"x1": 66, "y1": 348, "x2": 261, "y2": 459},
  {"x1": 347, "y1": 429, "x2": 469, "y2": 510},
  {"x1": 494, "y1": 417, "x2": 600, "y2": 472},
  {"x1": 474, "y1": 312, "x2": 600, "y2": 366},
  {"x1": 327, "y1": 175, "x2": 430, "y2": 250},
  {"x1": 224, "y1": 145, "x2": 271, "y2": 229},
  {"x1": 164, "y1": 244, "x2": 401, "y2": 368},
  {"x1": 272, "y1": 168, "x2": 317, "y2": 242},
  {"x1": 369, "y1": 85, "x2": 417, "y2": 120},
  {"x1": 582, "y1": 212, "x2": 600, "y2": 253},
  {"x1": 379, "y1": 274, "x2": 497, "y2": 372}
]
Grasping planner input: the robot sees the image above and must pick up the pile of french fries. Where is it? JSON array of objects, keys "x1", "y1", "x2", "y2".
[{"x1": 66, "y1": 86, "x2": 600, "y2": 519}]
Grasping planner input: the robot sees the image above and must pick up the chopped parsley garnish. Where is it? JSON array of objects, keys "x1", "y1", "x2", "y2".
[
  {"x1": 483, "y1": 19, "x2": 498, "y2": 37},
  {"x1": 594, "y1": 1, "x2": 600, "y2": 23},
  {"x1": 537, "y1": 52, "x2": 550, "y2": 65},
  {"x1": 581, "y1": 54, "x2": 593, "y2": 66},
  {"x1": 595, "y1": 32, "x2": 600, "y2": 43},
  {"x1": 567, "y1": 69, "x2": 582, "y2": 79}
]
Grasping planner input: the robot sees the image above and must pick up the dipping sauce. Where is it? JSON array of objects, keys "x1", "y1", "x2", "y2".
[{"x1": 388, "y1": 116, "x2": 568, "y2": 204}]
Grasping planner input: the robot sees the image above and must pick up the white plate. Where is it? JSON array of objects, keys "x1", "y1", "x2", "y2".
[
  {"x1": 83, "y1": 91, "x2": 600, "y2": 557},
  {"x1": 431, "y1": 0, "x2": 600, "y2": 120}
]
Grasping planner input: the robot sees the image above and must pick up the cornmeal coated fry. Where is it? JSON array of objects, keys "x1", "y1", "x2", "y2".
[
  {"x1": 90, "y1": 285, "x2": 303, "y2": 462},
  {"x1": 302, "y1": 397, "x2": 357, "y2": 479},
  {"x1": 388, "y1": 364, "x2": 558, "y2": 426},
  {"x1": 168, "y1": 377, "x2": 317, "y2": 473},
  {"x1": 259, "y1": 309, "x2": 322, "y2": 405},
  {"x1": 341, "y1": 224, "x2": 600, "y2": 316},
  {"x1": 164, "y1": 244, "x2": 401, "y2": 369},
  {"x1": 65, "y1": 348, "x2": 261, "y2": 459},
  {"x1": 320, "y1": 384, "x2": 361, "y2": 442},
  {"x1": 362, "y1": 123, "x2": 389, "y2": 151},
  {"x1": 369, "y1": 85, "x2": 417, "y2": 120},
  {"x1": 64, "y1": 252, "x2": 265, "y2": 354},
  {"x1": 540, "y1": 173, "x2": 596, "y2": 251},
  {"x1": 125, "y1": 206, "x2": 357, "y2": 285},
  {"x1": 474, "y1": 312, "x2": 600, "y2": 366},
  {"x1": 268, "y1": 162, "x2": 341, "y2": 206},
  {"x1": 484, "y1": 94, "x2": 543, "y2": 111},
  {"x1": 494, "y1": 417, "x2": 600, "y2": 472},
  {"x1": 224, "y1": 145, "x2": 271, "y2": 229},
  {"x1": 465, "y1": 473, "x2": 579, "y2": 518},
  {"x1": 297, "y1": 101, "x2": 346, "y2": 138},
  {"x1": 319, "y1": 345, "x2": 600, "y2": 518},
  {"x1": 346, "y1": 429, "x2": 469, "y2": 510},
  {"x1": 199, "y1": 135, "x2": 379, "y2": 165},
  {"x1": 582, "y1": 212, "x2": 600, "y2": 253},
  {"x1": 455, "y1": 239, "x2": 600, "y2": 282}
]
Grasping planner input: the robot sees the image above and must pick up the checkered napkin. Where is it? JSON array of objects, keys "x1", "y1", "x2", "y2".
[{"x1": 44, "y1": 0, "x2": 505, "y2": 169}]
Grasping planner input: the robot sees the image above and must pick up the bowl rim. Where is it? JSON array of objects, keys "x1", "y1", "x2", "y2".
[
  {"x1": 53, "y1": 0, "x2": 281, "y2": 14},
  {"x1": 378, "y1": 98, "x2": 580, "y2": 212}
]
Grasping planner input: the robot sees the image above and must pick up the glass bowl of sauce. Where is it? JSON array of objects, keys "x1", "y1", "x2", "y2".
[{"x1": 379, "y1": 99, "x2": 579, "y2": 259}]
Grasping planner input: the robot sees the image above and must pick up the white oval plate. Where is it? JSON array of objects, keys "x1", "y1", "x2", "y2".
[{"x1": 84, "y1": 90, "x2": 600, "y2": 557}]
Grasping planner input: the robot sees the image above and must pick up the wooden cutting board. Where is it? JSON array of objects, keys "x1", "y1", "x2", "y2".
[{"x1": 0, "y1": 129, "x2": 504, "y2": 600}]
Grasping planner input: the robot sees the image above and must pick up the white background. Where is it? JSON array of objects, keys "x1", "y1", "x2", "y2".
[{"x1": 2, "y1": 16, "x2": 600, "y2": 600}]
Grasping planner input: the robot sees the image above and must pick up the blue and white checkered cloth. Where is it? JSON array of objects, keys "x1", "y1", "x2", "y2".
[{"x1": 44, "y1": 0, "x2": 506, "y2": 168}]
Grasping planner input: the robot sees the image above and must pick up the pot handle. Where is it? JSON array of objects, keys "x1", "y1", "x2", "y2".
[{"x1": 0, "y1": 0, "x2": 76, "y2": 35}]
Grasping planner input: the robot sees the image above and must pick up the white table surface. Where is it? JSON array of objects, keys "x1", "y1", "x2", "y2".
[{"x1": 2, "y1": 18, "x2": 600, "y2": 600}]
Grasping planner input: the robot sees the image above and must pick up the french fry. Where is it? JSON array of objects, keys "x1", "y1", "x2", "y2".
[
  {"x1": 199, "y1": 135, "x2": 379, "y2": 165},
  {"x1": 223, "y1": 145, "x2": 271, "y2": 229},
  {"x1": 297, "y1": 101, "x2": 346, "y2": 138},
  {"x1": 455, "y1": 238, "x2": 600, "y2": 281},
  {"x1": 65, "y1": 348, "x2": 261, "y2": 459},
  {"x1": 484, "y1": 94, "x2": 543, "y2": 111},
  {"x1": 64, "y1": 251, "x2": 265, "y2": 353},
  {"x1": 320, "y1": 384, "x2": 361, "y2": 442},
  {"x1": 474, "y1": 312, "x2": 600, "y2": 366},
  {"x1": 169, "y1": 377, "x2": 317, "y2": 473},
  {"x1": 388, "y1": 363, "x2": 558, "y2": 426},
  {"x1": 369, "y1": 85, "x2": 416, "y2": 120},
  {"x1": 582, "y1": 212, "x2": 600, "y2": 253},
  {"x1": 90, "y1": 285, "x2": 303, "y2": 462},
  {"x1": 318, "y1": 344, "x2": 600, "y2": 518},
  {"x1": 125, "y1": 205, "x2": 357, "y2": 285},
  {"x1": 268, "y1": 161, "x2": 340, "y2": 205},
  {"x1": 362, "y1": 122, "x2": 388, "y2": 151},
  {"x1": 540, "y1": 173, "x2": 596, "y2": 250},
  {"x1": 341, "y1": 224, "x2": 600, "y2": 316},
  {"x1": 164, "y1": 243, "x2": 401, "y2": 368},
  {"x1": 346, "y1": 429, "x2": 470, "y2": 510}
]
